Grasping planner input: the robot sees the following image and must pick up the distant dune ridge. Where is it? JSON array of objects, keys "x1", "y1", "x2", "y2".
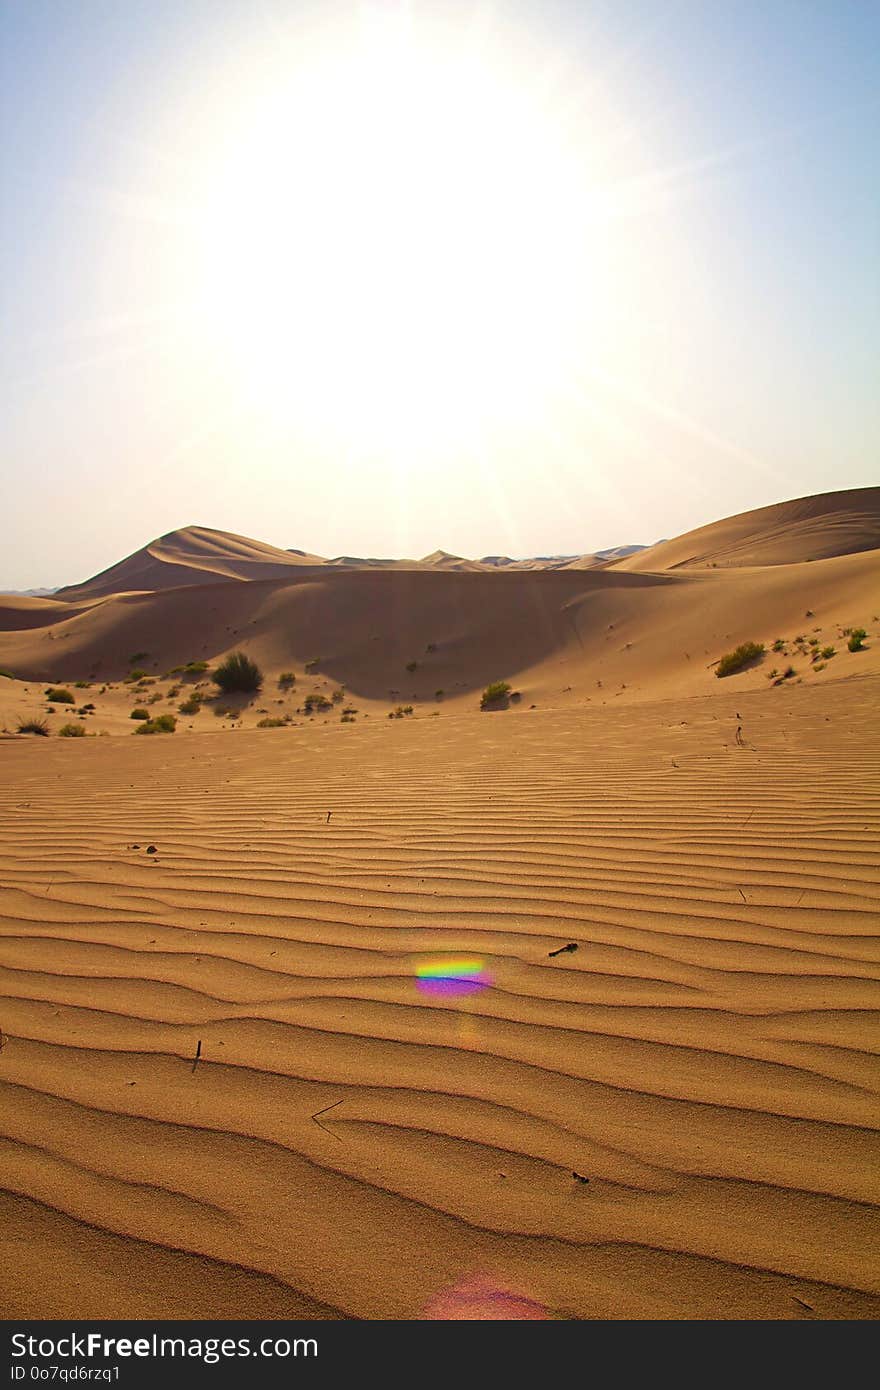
[
  {"x1": 2, "y1": 487, "x2": 877, "y2": 709},
  {"x1": 1, "y1": 483, "x2": 879, "y2": 1318}
]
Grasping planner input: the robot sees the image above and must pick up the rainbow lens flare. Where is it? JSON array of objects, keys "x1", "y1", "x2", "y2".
[{"x1": 416, "y1": 957, "x2": 491, "y2": 997}]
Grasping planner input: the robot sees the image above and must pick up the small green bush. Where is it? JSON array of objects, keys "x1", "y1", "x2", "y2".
[
  {"x1": 128, "y1": 668, "x2": 149, "y2": 681},
  {"x1": 74, "y1": 680, "x2": 91, "y2": 689},
  {"x1": 130, "y1": 708, "x2": 150, "y2": 720},
  {"x1": 405, "y1": 660, "x2": 418, "y2": 672},
  {"x1": 342, "y1": 706, "x2": 358, "y2": 715},
  {"x1": 821, "y1": 646, "x2": 835, "y2": 660},
  {"x1": 331, "y1": 689, "x2": 344, "y2": 703},
  {"x1": 257, "y1": 717, "x2": 286, "y2": 728},
  {"x1": 45, "y1": 687, "x2": 74, "y2": 703},
  {"x1": 714, "y1": 642, "x2": 764, "y2": 678},
  {"x1": 178, "y1": 694, "x2": 202, "y2": 715},
  {"x1": 213, "y1": 651, "x2": 262, "y2": 693},
  {"x1": 771, "y1": 639, "x2": 786, "y2": 653},
  {"x1": 341, "y1": 714, "x2": 356, "y2": 723},
  {"x1": 185, "y1": 660, "x2": 209, "y2": 674},
  {"x1": 134, "y1": 714, "x2": 176, "y2": 735},
  {"x1": 848, "y1": 628, "x2": 867, "y2": 652},
  {"x1": 278, "y1": 672, "x2": 296, "y2": 687},
  {"x1": 18, "y1": 717, "x2": 49, "y2": 735},
  {"x1": 304, "y1": 693, "x2": 332, "y2": 712},
  {"x1": 480, "y1": 680, "x2": 511, "y2": 707},
  {"x1": 58, "y1": 722, "x2": 86, "y2": 737},
  {"x1": 0, "y1": 667, "x2": 15, "y2": 679},
  {"x1": 435, "y1": 689, "x2": 444, "y2": 700}
]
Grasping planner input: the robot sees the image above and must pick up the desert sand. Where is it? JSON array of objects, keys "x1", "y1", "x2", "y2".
[{"x1": 1, "y1": 486, "x2": 878, "y2": 1319}]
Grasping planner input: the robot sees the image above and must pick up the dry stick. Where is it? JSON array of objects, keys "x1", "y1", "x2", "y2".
[
  {"x1": 311, "y1": 1099, "x2": 345, "y2": 1141},
  {"x1": 791, "y1": 1296, "x2": 814, "y2": 1312},
  {"x1": 191, "y1": 1039, "x2": 202, "y2": 1074},
  {"x1": 0, "y1": 1027, "x2": 6, "y2": 1052},
  {"x1": 738, "y1": 888, "x2": 748, "y2": 904}
]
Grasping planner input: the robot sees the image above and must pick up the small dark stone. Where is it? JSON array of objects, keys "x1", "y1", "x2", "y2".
[
  {"x1": 572, "y1": 1171, "x2": 590, "y2": 1184},
  {"x1": 146, "y1": 845, "x2": 157, "y2": 854}
]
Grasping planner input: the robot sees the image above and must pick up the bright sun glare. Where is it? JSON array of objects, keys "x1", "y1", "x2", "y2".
[{"x1": 193, "y1": 7, "x2": 603, "y2": 455}]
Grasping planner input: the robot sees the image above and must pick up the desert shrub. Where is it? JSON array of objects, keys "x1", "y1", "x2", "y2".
[
  {"x1": 808, "y1": 637, "x2": 819, "y2": 647},
  {"x1": 304, "y1": 693, "x2": 331, "y2": 712},
  {"x1": 714, "y1": 643, "x2": 764, "y2": 678},
  {"x1": 178, "y1": 694, "x2": 202, "y2": 715},
  {"x1": 134, "y1": 714, "x2": 176, "y2": 735},
  {"x1": 772, "y1": 666, "x2": 796, "y2": 685},
  {"x1": 341, "y1": 714, "x2": 356, "y2": 723},
  {"x1": 58, "y1": 722, "x2": 86, "y2": 737},
  {"x1": 814, "y1": 662, "x2": 826, "y2": 672},
  {"x1": 848, "y1": 628, "x2": 867, "y2": 651},
  {"x1": 130, "y1": 707, "x2": 150, "y2": 720},
  {"x1": 342, "y1": 706, "x2": 358, "y2": 715},
  {"x1": 304, "y1": 658, "x2": 319, "y2": 671},
  {"x1": 18, "y1": 718, "x2": 49, "y2": 735},
  {"x1": 480, "y1": 680, "x2": 511, "y2": 707},
  {"x1": 148, "y1": 691, "x2": 163, "y2": 704},
  {"x1": 213, "y1": 651, "x2": 262, "y2": 693},
  {"x1": 74, "y1": 680, "x2": 90, "y2": 688},
  {"x1": 435, "y1": 689, "x2": 444, "y2": 700},
  {"x1": 821, "y1": 646, "x2": 835, "y2": 660},
  {"x1": 405, "y1": 660, "x2": 418, "y2": 672},
  {"x1": 0, "y1": 667, "x2": 15, "y2": 678},
  {"x1": 331, "y1": 689, "x2": 344, "y2": 703},
  {"x1": 278, "y1": 672, "x2": 296, "y2": 687},
  {"x1": 388, "y1": 705, "x2": 414, "y2": 719},
  {"x1": 772, "y1": 639, "x2": 786, "y2": 653},
  {"x1": 257, "y1": 717, "x2": 286, "y2": 728},
  {"x1": 128, "y1": 668, "x2": 149, "y2": 681},
  {"x1": 45, "y1": 686, "x2": 74, "y2": 703},
  {"x1": 185, "y1": 660, "x2": 208, "y2": 674}
]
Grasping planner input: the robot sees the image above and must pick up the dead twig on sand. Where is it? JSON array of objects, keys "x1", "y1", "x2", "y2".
[
  {"x1": 191, "y1": 1039, "x2": 202, "y2": 1074},
  {"x1": 311, "y1": 1099, "x2": 345, "y2": 1141},
  {"x1": 548, "y1": 943, "x2": 578, "y2": 958}
]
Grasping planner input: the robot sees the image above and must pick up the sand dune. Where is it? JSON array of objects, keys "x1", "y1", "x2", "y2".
[
  {"x1": 1, "y1": 487, "x2": 878, "y2": 1318},
  {"x1": 1, "y1": 674, "x2": 878, "y2": 1318},
  {"x1": 56, "y1": 526, "x2": 329, "y2": 601},
  {"x1": 619, "y1": 486, "x2": 880, "y2": 572}
]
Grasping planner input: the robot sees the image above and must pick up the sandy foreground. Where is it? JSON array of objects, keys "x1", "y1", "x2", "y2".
[{"x1": 0, "y1": 672, "x2": 878, "y2": 1319}]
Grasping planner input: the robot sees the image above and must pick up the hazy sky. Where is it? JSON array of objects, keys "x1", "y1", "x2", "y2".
[{"x1": 2, "y1": 0, "x2": 878, "y2": 589}]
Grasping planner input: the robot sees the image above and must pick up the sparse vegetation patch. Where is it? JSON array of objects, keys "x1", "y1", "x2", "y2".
[
  {"x1": 18, "y1": 718, "x2": 49, "y2": 736},
  {"x1": 480, "y1": 680, "x2": 512, "y2": 708},
  {"x1": 134, "y1": 714, "x2": 177, "y2": 734},
  {"x1": 715, "y1": 643, "x2": 764, "y2": 678},
  {"x1": 213, "y1": 652, "x2": 262, "y2": 693}
]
